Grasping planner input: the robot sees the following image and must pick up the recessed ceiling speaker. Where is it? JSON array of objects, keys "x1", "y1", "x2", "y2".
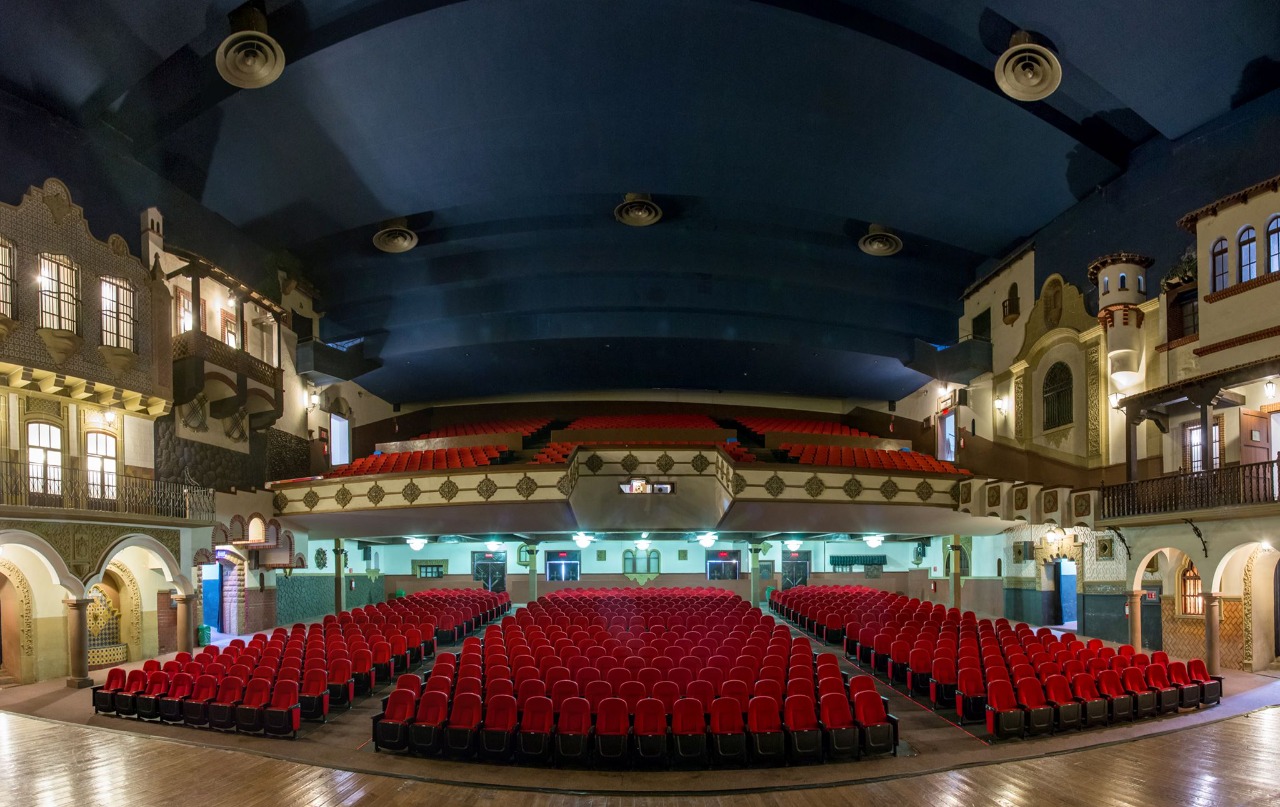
[
  {"x1": 857, "y1": 224, "x2": 903, "y2": 257},
  {"x1": 372, "y1": 218, "x2": 418, "y2": 253},
  {"x1": 614, "y1": 193, "x2": 663, "y2": 227},
  {"x1": 216, "y1": 1, "x2": 286, "y2": 90},
  {"x1": 994, "y1": 31, "x2": 1062, "y2": 102}
]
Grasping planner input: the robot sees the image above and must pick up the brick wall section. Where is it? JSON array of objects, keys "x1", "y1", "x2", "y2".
[
  {"x1": 243, "y1": 586, "x2": 278, "y2": 634},
  {"x1": 1160, "y1": 596, "x2": 1245, "y2": 668},
  {"x1": 156, "y1": 592, "x2": 177, "y2": 655}
]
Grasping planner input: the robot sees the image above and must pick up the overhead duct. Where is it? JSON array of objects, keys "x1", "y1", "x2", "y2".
[
  {"x1": 994, "y1": 31, "x2": 1062, "y2": 102},
  {"x1": 216, "y1": 1, "x2": 286, "y2": 90}
]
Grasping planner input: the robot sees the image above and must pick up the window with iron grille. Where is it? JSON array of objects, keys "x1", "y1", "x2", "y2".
[
  {"x1": 0, "y1": 238, "x2": 13, "y2": 319},
  {"x1": 86, "y1": 431, "x2": 117, "y2": 499},
  {"x1": 1167, "y1": 289, "x2": 1198, "y2": 341},
  {"x1": 1183, "y1": 416, "x2": 1223, "y2": 472},
  {"x1": 100, "y1": 278, "x2": 135, "y2": 351},
  {"x1": 1269, "y1": 217, "x2": 1280, "y2": 275},
  {"x1": 1239, "y1": 227, "x2": 1257, "y2": 282},
  {"x1": 1181, "y1": 563, "x2": 1203, "y2": 616},
  {"x1": 1211, "y1": 238, "x2": 1229, "y2": 291},
  {"x1": 38, "y1": 254, "x2": 79, "y2": 332},
  {"x1": 417, "y1": 564, "x2": 444, "y2": 579},
  {"x1": 27, "y1": 421, "x2": 62, "y2": 495},
  {"x1": 1042, "y1": 362, "x2": 1073, "y2": 430}
]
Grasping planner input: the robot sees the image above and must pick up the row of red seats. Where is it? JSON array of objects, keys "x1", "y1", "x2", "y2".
[
  {"x1": 527, "y1": 440, "x2": 753, "y2": 465},
  {"x1": 418, "y1": 418, "x2": 550, "y2": 439},
  {"x1": 325, "y1": 445, "x2": 509, "y2": 478},
  {"x1": 776, "y1": 443, "x2": 970, "y2": 475},
  {"x1": 738, "y1": 417, "x2": 872, "y2": 438},
  {"x1": 564, "y1": 414, "x2": 721, "y2": 430}
]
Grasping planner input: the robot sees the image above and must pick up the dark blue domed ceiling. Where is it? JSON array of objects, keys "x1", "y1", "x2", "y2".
[{"x1": 2, "y1": 0, "x2": 1278, "y2": 402}]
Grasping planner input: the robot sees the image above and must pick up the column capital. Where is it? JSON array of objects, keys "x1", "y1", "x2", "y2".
[
  {"x1": 1202, "y1": 591, "x2": 1221, "y2": 603},
  {"x1": 748, "y1": 546, "x2": 762, "y2": 555},
  {"x1": 171, "y1": 592, "x2": 191, "y2": 603},
  {"x1": 63, "y1": 597, "x2": 92, "y2": 610}
]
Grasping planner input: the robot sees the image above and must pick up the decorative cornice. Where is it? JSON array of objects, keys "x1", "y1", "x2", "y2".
[
  {"x1": 1192, "y1": 325, "x2": 1280, "y2": 357},
  {"x1": 1086, "y1": 252, "x2": 1155, "y2": 286},
  {"x1": 1178, "y1": 173, "x2": 1280, "y2": 232},
  {"x1": 1155, "y1": 334, "x2": 1200, "y2": 354},
  {"x1": 1202, "y1": 268, "x2": 1280, "y2": 304}
]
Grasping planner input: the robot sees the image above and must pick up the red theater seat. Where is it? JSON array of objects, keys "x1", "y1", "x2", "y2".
[
  {"x1": 554, "y1": 697, "x2": 593, "y2": 766},
  {"x1": 985, "y1": 679, "x2": 1024, "y2": 740},
  {"x1": 263, "y1": 679, "x2": 302, "y2": 739},
  {"x1": 1070, "y1": 673, "x2": 1109, "y2": 727},
  {"x1": 671, "y1": 697, "x2": 708, "y2": 767},
  {"x1": 372, "y1": 688, "x2": 415, "y2": 753}
]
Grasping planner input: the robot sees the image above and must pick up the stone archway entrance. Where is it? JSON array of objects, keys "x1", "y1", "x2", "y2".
[
  {"x1": 0, "y1": 561, "x2": 34, "y2": 684},
  {"x1": 217, "y1": 550, "x2": 246, "y2": 637}
]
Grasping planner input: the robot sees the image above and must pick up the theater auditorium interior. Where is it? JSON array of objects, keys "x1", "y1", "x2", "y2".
[{"x1": 1, "y1": 2, "x2": 1280, "y2": 805}]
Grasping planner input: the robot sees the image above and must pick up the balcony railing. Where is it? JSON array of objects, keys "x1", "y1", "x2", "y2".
[
  {"x1": 0, "y1": 461, "x2": 215, "y2": 522},
  {"x1": 1101, "y1": 458, "x2": 1280, "y2": 519},
  {"x1": 173, "y1": 330, "x2": 282, "y2": 389}
]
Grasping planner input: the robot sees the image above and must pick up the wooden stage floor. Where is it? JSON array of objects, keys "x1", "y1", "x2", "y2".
[{"x1": 3, "y1": 705, "x2": 1280, "y2": 806}]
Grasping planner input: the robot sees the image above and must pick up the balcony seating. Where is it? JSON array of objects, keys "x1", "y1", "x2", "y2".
[
  {"x1": 529, "y1": 440, "x2": 755, "y2": 465},
  {"x1": 1145, "y1": 664, "x2": 1181, "y2": 715},
  {"x1": 418, "y1": 418, "x2": 550, "y2": 439},
  {"x1": 324, "y1": 445, "x2": 512, "y2": 478},
  {"x1": 737, "y1": 418, "x2": 873, "y2": 438},
  {"x1": 1187, "y1": 658, "x2": 1223, "y2": 705},
  {"x1": 372, "y1": 688, "x2": 416, "y2": 753},
  {"x1": 564, "y1": 414, "x2": 721, "y2": 430},
  {"x1": 775, "y1": 444, "x2": 971, "y2": 475}
]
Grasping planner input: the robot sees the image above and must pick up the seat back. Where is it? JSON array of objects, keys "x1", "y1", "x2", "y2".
[
  {"x1": 1187, "y1": 658, "x2": 1212, "y2": 683},
  {"x1": 783, "y1": 694, "x2": 818, "y2": 731},
  {"x1": 852, "y1": 689, "x2": 886, "y2": 724},
  {"x1": 1071, "y1": 672, "x2": 1100, "y2": 699},
  {"x1": 748, "y1": 695, "x2": 781, "y2": 732},
  {"x1": 1167, "y1": 661, "x2": 1192, "y2": 686},
  {"x1": 449, "y1": 691, "x2": 483, "y2": 730},
  {"x1": 821, "y1": 691, "x2": 856, "y2": 728},
  {"x1": 485, "y1": 694, "x2": 518, "y2": 731},
  {"x1": 351, "y1": 649, "x2": 373, "y2": 673},
  {"x1": 986, "y1": 679, "x2": 1016, "y2": 710},
  {"x1": 557, "y1": 696, "x2": 591, "y2": 734},
  {"x1": 301, "y1": 668, "x2": 329, "y2": 696},
  {"x1": 395, "y1": 673, "x2": 422, "y2": 697},
  {"x1": 145, "y1": 670, "x2": 170, "y2": 696},
  {"x1": 672, "y1": 697, "x2": 705, "y2": 735},
  {"x1": 709, "y1": 697, "x2": 743, "y2": 734},
  {"x1": 1096, "y1": 669, "x2": 1125, "y2": 697},
  {"x1": 192, "y1": 673, "x2": 219, "y2": 701},
  {"x1": 122, "y1": 669, "x2": 148, "y2": 693},
  {"x1": 956, "y1": 666, "x2": 984, "y2": 695},
  {"x1": 216, "y1": 676, "x2": 245, "y2": 704},
  {"x1": 1146, "y1": 663, "x2": 1171, "y2": 688},
  {"x1": 415, "y1": 690, "x2": 449, "y2": 726},
  {"x1": 167, "y1": 672, "x2": 194, "y2": 699},
  {"x1": 329, "y1": 658, "x2": 352, "y2": 684},
  {"x1": 384, "y1": 688, "x2": 416, "y2": 722},
  {"x1": 1122, "y1": 666, "x2": 1149, "y2": 692},
  {"x1": 243, "y1": 677, "x2": 273, "y2": 708},
  {"x1": 596, "y1": 697, "x2": 630, "y2": 736},
  {"x1": 1043, "y1": 674, "x2": 1072, "y2": 704},
  {"x1": 931, "y1": 657, "x2": 956, "y2": 684}
]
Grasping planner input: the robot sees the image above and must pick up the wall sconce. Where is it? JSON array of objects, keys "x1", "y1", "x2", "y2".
[
  {"x1": 994, "y1": 397, "x2": 1008, "y2": 414},
  {"x1": 306, "y1": 389, "x2": 320, "y2": 412},
  {"x1": 1266, "y1": 380, "x2": 1276, "y2": 398},
  {"x1": 1108, "y1": 392, "x2": 1123, "y2": 410},
  {"x1": 103, "y1": 409, "x2": 117, "y2": 426}
]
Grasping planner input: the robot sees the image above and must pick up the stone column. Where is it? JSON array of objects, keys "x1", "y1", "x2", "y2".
[
  {"x1": 749, "y1": 545, "x2": 762, "y2": 607},
  {"x1": 65, "y1": 598, "x2": 92, "y2": 688},
  {"x1": 333, "y1": 539, "x2": 345, "y2": 614},
  {"x1": 173, "y1": 593, "x2": 193, "y2": 654},
  {"x1": 526, "y1": 547, "x2": 539, "y2": 604},
  {"x1": 1127, "y1": 590, "x2": 1144, "y2": 650},
  {"x1": 950, "y1": 539, "x2": 963, "y2": 611},
  {"x1": 1204, "y1": 592, "x2": 1221, "y2": 676}
]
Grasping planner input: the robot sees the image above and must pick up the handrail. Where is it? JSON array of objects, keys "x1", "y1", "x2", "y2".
[
  {"x1": 172, "y1": 329, "x2": 281, "y2": 388},
  {"x1": 1101, "y1": 458, "x2": 1280, "y2": 519},
  {"x1": 0, "y1": 460, "x2": 215, "y2": 522}
]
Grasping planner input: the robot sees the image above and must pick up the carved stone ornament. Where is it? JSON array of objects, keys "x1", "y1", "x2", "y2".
[
  {"x1": 764, "y1": 474, "x2": 786, "y2": 498},
  {"x1": 843, "y1": 477, "x2": 863, "y2": 499},
  {"x1": 804, "y1": 474, "x2": 825, "y2": 498},
  {"x1": 620, "y1": 453, "x2": 640, "y2": 474},
  {"x1": 655, "y1": 453, "x2": 675, "y2": 474},
  {"x1": 366, "y1": 483, "x2": 385, "y2": 506},
  {"x1": 273, "y1": 491, "x2": 289, "y2": 512},
  {"x1": 690, "y1": 453, "x2": 711, "y2": 474},
  {"x1": 880, "y1": 479, "x2": 900, "y2": 500},
  {"x1": 302, "y1": 490, "x2": 320, "y2": 510},
  {"x1": 731, "y1": 473, "x2": 747, "y2": 495},
  {"x1": 438, "y1": 478, "x2": 460, "y2": 502},
  {"x1": 334, "y1": 486, "x2": 353, "y2": 508},
  {"x1": 915, "y1": 480, "x2": 935, "y2": 501},
  {"x1": 515, "y1": 475, "x2": 538, "y2": 500},
  {"x1": 36, "y1": 327, "x2": 83, "y2": 365},
  {"x1": 556, "y1": 474, "x2": 573, "y2": 496},
  {"x1": 401, "y1": 480, "x2": 422, "y2": 503},
  {"x1": 97, "y1": 344, "x2": 137, "y2": 376},
  {"x1": 476, "y1": 477, "x2": 498, "y2": 501},
  {"x1": 584, "y1": 454, "x2": 604, "y2": 474}
]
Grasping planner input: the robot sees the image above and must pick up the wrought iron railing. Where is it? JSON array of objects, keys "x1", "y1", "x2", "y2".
[
  {"x1": 1101, "y1": 458, "x2": 1280, "y2": 519},
  {"x1": 172, "y1": 330, "x2": 282, "y2": 388},
  {"x1": 0, "y1": 460, "x2": 215, "y2": 522}
]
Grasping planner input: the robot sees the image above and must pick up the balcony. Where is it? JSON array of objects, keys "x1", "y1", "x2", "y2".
[
  {"x1": 173, "y1": 330, "x2": 282, "y2": 389},
  {"x1": 1100, "y1": 458, "x2": 1280, "y2": 520},
  {"x1": 1002, "y1": 296, "x2": 1020, "y2": 324},
  {"x1": 0, "y1": 461, "x2": 215, "y2": 522}
]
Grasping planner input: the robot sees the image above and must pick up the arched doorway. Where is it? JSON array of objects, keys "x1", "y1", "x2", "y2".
[{"x1": 217, "y1": 551, "x2": 246, "y2": 637}]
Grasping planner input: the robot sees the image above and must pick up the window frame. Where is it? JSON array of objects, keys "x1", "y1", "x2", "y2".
[
  {"x1": 1268, "y1": 216, "x2": 1280, "y2": 275},
  {"x1": 1211, "y1": 238, "x2": 1229, "y2": 291},
  {"x1": 100, "y1": 277, "x2": 136, "y2": 352},
  {"x1": 622, "y1": 548, "x2": 661, "y2": 575},
  {"x1": 0, "y1": 237, "x2": 13, "y2": 319},
  {"x1": 220, "y1": 308, "x2": 238, "y2": 348},
  {"x1": 1181, "y1": 563, "x2": 1204, "y2": 616},
  {"x1": 26, "y1": 421, "x2": 63, "y2": 496},
  {"x1": 1183, "y1": 416, "x2": 1223, "y2": 473},
  {"x1": 1168, "y1": 289, "x2": 1199, "y2": 342},
  {"x1": 1041, "y1": 362, "x2": 1074, "y2": 431},
  {"x1": 174, "y1": 288, "x2": 207, "y2": 335},
  {"x1": 1239, "y1": 227, "x2": 1257, "y2": 283},
  {"x1": 85, "y1": 430, "x2": 118, "y2": 500},
  {"x1": 417, "y1": 563, "x2": 444, "y2": 579},
  {"x1": 38, "y1": 253, "x2": 80, "y2": 333}
]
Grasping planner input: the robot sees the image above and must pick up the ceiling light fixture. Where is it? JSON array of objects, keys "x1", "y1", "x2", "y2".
[
  {"x1": 406, "y1": 537, "x2": 426, "y2": 551},
  {"x1": 640, "y1": 532, "x2": 649, "y2": 539},
  {"x1": 994, "y1": 31, "x2": 1062, "y2": 102},
  {"x1": 486, "y1": 540, "x2": 502, "y2": 552},
  {"x1": 697, "y1": 532, "x2": 717, "y2": 548},
  {"x1": 372, "y1": 217, "x2": 419, "y2": 253},
  {"x1": 216, "y1": 1, "x2": 286, "y2": 90},
  {"x1": 864, "y1": 535, "x2": 885, "y2": 549},
  {"x1": 614, "y1": 193, "x2": 663, "y2": 227},
  {"x1": 573, "y1": 532, "x2": 594, "y2": 549},
  {"x1": 635, "y1": 539, "x2": 651, "y2": 551},
  {"x1": 857, "y1": 224, "x2": 903, "y2": 257},
  {"x1": 784, "y1": 539, "x2": 803, "y2": 552}
]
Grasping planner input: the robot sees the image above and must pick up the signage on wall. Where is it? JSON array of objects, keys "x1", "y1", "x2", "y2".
[
  {"x1": 619, "y1": 478, "x2": 675, "y2": 494},
  {"x1": 1145, "y1": 589, "x2": 1157, "y2": 602}
]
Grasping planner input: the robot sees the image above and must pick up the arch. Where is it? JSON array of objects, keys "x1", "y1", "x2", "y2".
[
  {"x1": 0, "y1": 559, "x2": 36, "y2": 682},
  {"x1": 1137, "y1": 275, "x2": 1145, "y2": 294},
  {"x1": 0, "y1": 530, "x2": 84, "y2": 598},
  {"x1": 1267, "y1": 215, "x2": 1280, "y2": 275},
  {"x1": 105, "y1": 561, "x2": 143, "y2": 660},
  {"x1": 1118, "y1": 272, "x2": 1127, "y2": 290},
  {"x1": 210, "y1": 521, "x2": 230, "y2": 546},
  {"x1": 228, "y1": 515, "x2": 247, "y2": 544},
  {"x1": 247, "y1": 514, "x2": 266, "y2": 544},
  {"x1": 1041, "y1": 362, "x2": 1073, "y2": 430},
  {"x1": 1211, "y1": 542, "x2": 1263, "y2": 593},
  {"x1": 1239, "y1": 226, "x2": 1257, "y2": 282},
  {"x1": 1101, "y1": 276, "x2": 1109, "y2": 294},
  {"x1": 1211, "y1": 237, "x2": 1229, "y2": 291},
  {"x1": 85, "y1": 533, "x2": 192, "y2": 596}
]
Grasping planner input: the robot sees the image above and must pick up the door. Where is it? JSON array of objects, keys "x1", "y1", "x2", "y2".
[
  {"x1": 1273, "y1": 561, "x2": 1280, "y2": 660},
  {"x1": 780, "y1": 550, "x2": 811, "y2": 590},
  {"x1": 938, "y1": 411, "x2": 957, "y2": 462},
  {"x1": 1240, "y1": 410, "x2": 1270, "y2": 465},
  {"x1": 473, "y1": 551, "x2": 507, "y2": 593},
  {"x1": 1055, "y1": 559, "x2": 1078, "y2": 628}
]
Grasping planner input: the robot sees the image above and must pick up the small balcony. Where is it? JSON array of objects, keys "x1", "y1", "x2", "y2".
[
  {"x1": 1002, "y1": 296, "x2": 1020, "y2": 324},
  {"x1": 1100, "y1": 458, "x2": 1280, "y2": 520},
  {"x1": 173, "y1": 330, "x2": 282, "y2": 390},
  {"x1": 0, "y1": 461, "x2": 215, "y2": 522}
]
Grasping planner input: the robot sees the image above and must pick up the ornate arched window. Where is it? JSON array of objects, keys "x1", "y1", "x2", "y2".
[
  {"x1": 1180, "y1": 562, "x2": 1204, "y2": 616},
  {"x1": 1268, "y1": 216, "x2": 1280, "y2": 275},
  {"x1": 85, "y1": 431, "x2": 117, "y2": 500},
  {"x1": 1042, "y1": 362, "x2": 1073, "y2": 430},
  {"x1": 1211, "y1": 238, "x2": 1229, "y2": 291},
  {"x1": 623, "y1": 549, "x2": 660, "y2": 575},
  {"x1": 27, "y1": 421, "x2": 62, "y2": 496},
  {"x1": 1239, "y1": 227, "x2": 1257, "y2": 282}
]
